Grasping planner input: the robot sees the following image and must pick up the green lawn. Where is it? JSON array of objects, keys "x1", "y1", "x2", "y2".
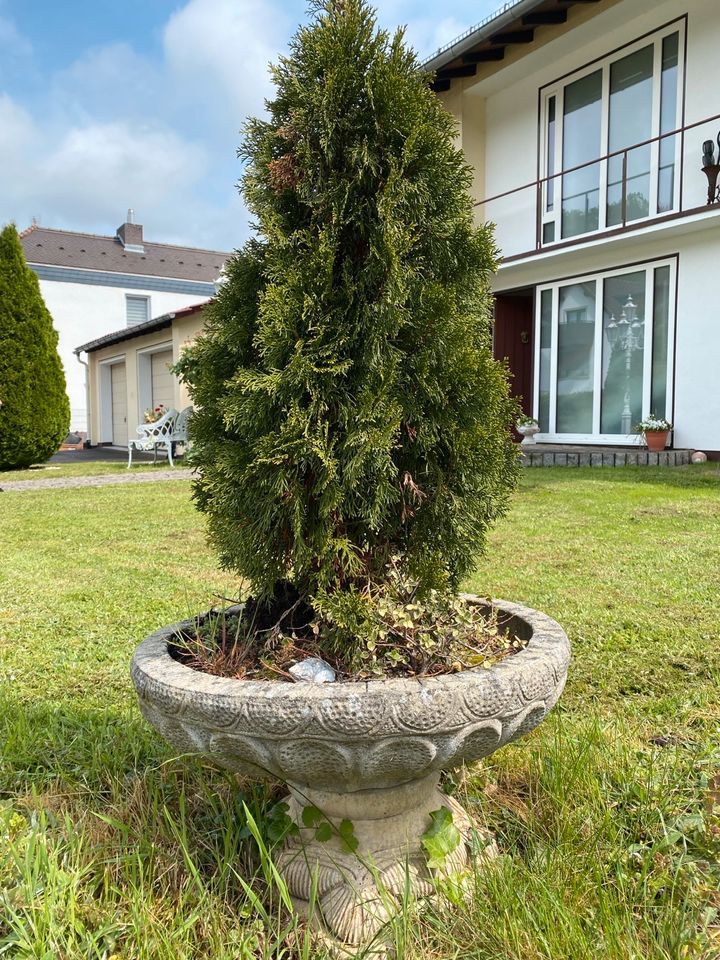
[
  {"x1": 1, "y1": 467, "x2": 719, "y2": 959},
  {"x1": 1, "y1": 459, "x2": 187, "y2": 481}
]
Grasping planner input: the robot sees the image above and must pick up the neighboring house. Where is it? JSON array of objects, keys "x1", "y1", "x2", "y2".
[
  {"x1": 75, "y1": 301, "x2": 208, "y2": 448},
  {"x1": 20, "y1": 213, "x2": 230, "y2": 433},
  {"x1": 425, "y1": 0, "x2": 720, "y2": 454}
]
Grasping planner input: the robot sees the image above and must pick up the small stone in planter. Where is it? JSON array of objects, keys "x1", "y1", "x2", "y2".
[{"x1": 288, "y1": 657, "x2": 336, "y2": 683}]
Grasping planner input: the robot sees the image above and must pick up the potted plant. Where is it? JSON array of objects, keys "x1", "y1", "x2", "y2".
[
  {"x1": 132, "y1": 0, "x2": 570, "y2": 948},
  {"x1": 636, "y1": 415, "x2": 673, "y2": 452},
  {"x1": 516, "y1": 414, "x2": 540, "y2": 445}
]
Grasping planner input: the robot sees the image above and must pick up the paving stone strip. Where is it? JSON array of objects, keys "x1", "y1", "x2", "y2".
[{"x1": 1, "y1": 469, "x2": 193, "y2": 492}]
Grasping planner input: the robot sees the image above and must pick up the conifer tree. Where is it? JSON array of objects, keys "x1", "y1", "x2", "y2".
[
  {"x1": 178, "y1": 0, "x2": 519, "y2": 625},
  {"x1": 0, "y1": 224, "x2": 70, "y2": 470}
]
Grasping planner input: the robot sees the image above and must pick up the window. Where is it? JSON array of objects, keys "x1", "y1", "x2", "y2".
[
  {"x1": 540, "y1": 23, "x2": 683, "y2": 244},
  {"x1": 126, "y1": 295, "x2": 150, "y2": 327},
  {"x1": 534, "y1": 259, "x2": 676, "y2": 440}
]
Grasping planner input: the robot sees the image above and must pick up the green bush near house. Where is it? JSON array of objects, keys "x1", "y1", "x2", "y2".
[
  {"x1": 176, "y1": 0, "x2": 519, "y2": 648},
  {"x1": 0, "y1": 223, "x2": 70, "y2": 470}
]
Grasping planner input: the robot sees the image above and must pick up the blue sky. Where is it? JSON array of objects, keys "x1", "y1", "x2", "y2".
[{"x1": 1, "y1": 0, "x2": 500, "y2": 251}]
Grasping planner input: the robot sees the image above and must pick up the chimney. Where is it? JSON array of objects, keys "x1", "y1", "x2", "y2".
[{"x1": 116, "y1": 209, "x2": 144, "y2": 252}]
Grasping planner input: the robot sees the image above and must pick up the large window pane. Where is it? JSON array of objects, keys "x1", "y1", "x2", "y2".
[
  {"x1": 658, "y1": 34, "x2": 679, "y2": 212},
  {"x1": 607, "y1": 45, "x2": 653, "y2": 226},
  {"x1": 538, "y1": 289, "x2": 552, "y2": 432},
  {"x1": 601, "y1": 272, "x2": 646, "y2": 433},
  {"x1": 651, "y1": 266, "x2": 671, "y2": 414},
  {"x1": 562, "y1": 71, "x2": 602, "y2": 238},
  {"x1": 556, "y1": 282, "x2": 596, "y2": 432}
]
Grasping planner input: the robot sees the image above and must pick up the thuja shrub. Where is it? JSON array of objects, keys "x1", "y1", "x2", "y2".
[
  {"x1": 177, "y1": 0, "x2": 519, "y2": 637},
  {"x1": 0, "y1": 224, "x2": 70, "y2": 470}
]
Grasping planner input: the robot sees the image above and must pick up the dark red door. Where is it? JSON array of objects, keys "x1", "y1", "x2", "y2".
[{"x1": 493, "y1": 293, "x2": 535, "y2": 418}]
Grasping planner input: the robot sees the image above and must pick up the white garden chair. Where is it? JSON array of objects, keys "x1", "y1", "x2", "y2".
[
  {"x1": 128, "y1": 408, "x2": 179, "y2": 468},
  {"x1": 169, "y1": 406, "x2": 193, "y2": 452}
]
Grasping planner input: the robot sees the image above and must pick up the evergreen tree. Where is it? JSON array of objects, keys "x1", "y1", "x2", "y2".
[
  {"x1": 0, "y1": 224, "x2": 70, "y2": 470},
  {"x1": 177, "y1": 0, "x2": 519, "y2": 627}
]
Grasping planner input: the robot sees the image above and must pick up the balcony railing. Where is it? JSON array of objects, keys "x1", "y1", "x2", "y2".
[{"x1": 475, "y1": 112, "x2": 720, "y2": 261}]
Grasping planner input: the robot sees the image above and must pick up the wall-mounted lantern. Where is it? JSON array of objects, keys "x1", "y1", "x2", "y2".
[{"x1": 701, "y1": 133, "x2": 720, "y2": 204}]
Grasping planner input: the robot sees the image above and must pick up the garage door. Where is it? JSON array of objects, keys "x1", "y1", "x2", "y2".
[
  {"x1": 110, "y1": 363, "x2": 128, "y2": 446},
  {"x1": 151, "y1": 350, "x2": 174, "y2": 412}
]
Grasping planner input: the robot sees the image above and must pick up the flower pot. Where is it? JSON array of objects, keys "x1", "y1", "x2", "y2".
[
  {"x1": 644, "y1": 429, "x2": 669, "y2": 452},
  {"x1": 517, "y1": 423, "x2": 540, "y2": 445},
  {"x1": 132, "y1": 597, "x2": 570, "y2": 949}
]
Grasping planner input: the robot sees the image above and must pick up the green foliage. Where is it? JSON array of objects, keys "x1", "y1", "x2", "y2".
[
  {"x1": 1, "y1": 470, "x2": 720, "y2": 956},
  {"x1": 421, "y1": 807, "x2": 462, "y2": 869},
  {"x1": 0, "y1": 223, "x2": 70, "y2": 470},
  {"x1": 301, "y1": 805, "x2": 359, "y2": 851},
  {"x1": 178, "y1": 0, "x2": 520, "y2": 638}
]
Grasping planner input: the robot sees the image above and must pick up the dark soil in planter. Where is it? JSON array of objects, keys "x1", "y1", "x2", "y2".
[{"x1": 170, "y1": 582, "x2": 526, "y2": 683}]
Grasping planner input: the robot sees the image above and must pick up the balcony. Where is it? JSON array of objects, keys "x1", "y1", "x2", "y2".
[{"x1": 478, "y1": 112, "x2": 720, "y2": 264}]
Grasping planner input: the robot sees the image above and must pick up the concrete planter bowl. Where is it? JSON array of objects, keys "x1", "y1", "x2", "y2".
[{"x1": 131, "y1": 597, "x2": 570, "y2": 949}]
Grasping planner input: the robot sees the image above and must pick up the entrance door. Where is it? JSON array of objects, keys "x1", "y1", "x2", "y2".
[
  {"x1": 110, "y1": 363, "x2": 128, "y2": 446},
  {"x1": 493, "y1": 293, "x2": 534, "y2": 416}
]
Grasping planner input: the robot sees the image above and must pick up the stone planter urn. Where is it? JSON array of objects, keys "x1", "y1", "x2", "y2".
[
  {"x1": 131, "y1": 597, "x2": 570, "y2": 949},
  {"x1": 517, "y1": 422, "x2": 540, "y2": 445},
  {"x1": 644, "y1": 429, "x2": 670, "y2": 452}
]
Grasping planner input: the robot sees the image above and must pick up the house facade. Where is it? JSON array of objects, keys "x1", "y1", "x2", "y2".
[
  {"x1": 75, "y1": 301, "x2": 208, "y2": 448},
  {"x1": 20, "y1": 214, "x2": 229, "y2": 433},
  {"x1": 426, "y1": 0, "x2": 720, "y2": 454}
]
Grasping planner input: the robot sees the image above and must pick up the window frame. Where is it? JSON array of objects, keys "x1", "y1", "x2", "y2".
[
  {"x1": 539, "y1": 19, "x2": 685, "y2": 247},
  {"x1": 125, "y1": 294, "x2": 151, "y2": 327},
  {"x1": 532, "y1": 256, "x2": 677, "y2": 444}
]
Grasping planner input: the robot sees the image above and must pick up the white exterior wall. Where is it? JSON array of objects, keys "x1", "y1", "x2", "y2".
[
  {"x1": 449, "y1": 0, "x2": 719, "y2": 259},
  {"x1": 491, "y1": 216, "x2": 720, "y2": 451},
  {"x1": 440, "y1": 0, "x2": 720, "y2": 452},
  {"x1": 37, "y1": 277, "x2": 209, "y2": 432}
]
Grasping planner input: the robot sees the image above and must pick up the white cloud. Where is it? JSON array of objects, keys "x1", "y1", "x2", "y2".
[
  {"x1": 163, "y1": 0, "x2": 289, "y2": 124},
  {"x1": 0, "y1": 0, "x2": 497, "y2": 248}
]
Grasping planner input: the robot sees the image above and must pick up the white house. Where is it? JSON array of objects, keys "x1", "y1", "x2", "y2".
[
  {"x1": 75, "y1": 300, "x2": 209, "y2": 448},
  {"x1": 20, "y1": 213, "x2": 230, "y2": 433},
  {"x1": 425, "y1": 0, "x2": 720, "y2": 456}
]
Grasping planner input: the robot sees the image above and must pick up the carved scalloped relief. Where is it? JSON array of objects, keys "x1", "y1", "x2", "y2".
[
  {"x1": 208, "y1": 732, "x2": 273, "y2": 778},
  {"x1": 392, "y1": 686, "x2": 459, "y2": 733},
  {"x1": 461, "y1": 674, "x2": 514, "y2": 720},
  {"x1": 518, "y1": 660, "x2": 555, "y2": 703},
  {"x1": 503, "y1": 702, "x2": 547, "y2": 742},
  {"x1": 316, "y1": 694, "x2": 386, "y2": 736},
  {"x1": 275, "y1": 739, "x2": 353, "y2": 787},
  {"x1": 137, "y1": 678, "x2": 186, "y2": 717},
  {"x1": 362, "y1": 737, "x2": 437, "y2": 782},
  {"x1": 187, "y1": 695, "x2": 244, "y2": 729},
  {"x1": 245, "y1": 695, "x2": 309, "y2": 735},
  {"x1": 456, "y1": 719, "x2": 503, "y2": 763}
]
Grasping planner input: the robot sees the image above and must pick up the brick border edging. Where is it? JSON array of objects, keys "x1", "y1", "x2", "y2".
[{"x1": 520, "y1": 449, "x2": 691, "y2": 467}]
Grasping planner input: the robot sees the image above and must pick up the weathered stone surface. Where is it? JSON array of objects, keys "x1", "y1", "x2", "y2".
[{"x1": 131, "y1": 598, "x2": 570, "y2": 949}]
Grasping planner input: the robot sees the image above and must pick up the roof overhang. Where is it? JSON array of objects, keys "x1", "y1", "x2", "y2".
[
  {"x1": 75, "y1": 301, "x2": 208, "y2": 355},
  {"x1": 422, "y1": 0, "x2": 603, "y2": 91}
]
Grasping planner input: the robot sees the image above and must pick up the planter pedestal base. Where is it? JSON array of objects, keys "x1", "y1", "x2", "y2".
[{"x1": 276, "y1": 773, "x2": 494, "y2": 950}]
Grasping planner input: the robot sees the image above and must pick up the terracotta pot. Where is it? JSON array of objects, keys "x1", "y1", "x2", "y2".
[
  {"x1": 132, "y1": 597, "x2": 570, "y2": 949},
  {"x1": 644, "y1": 430, "x2": 669, "y2": 452}
]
